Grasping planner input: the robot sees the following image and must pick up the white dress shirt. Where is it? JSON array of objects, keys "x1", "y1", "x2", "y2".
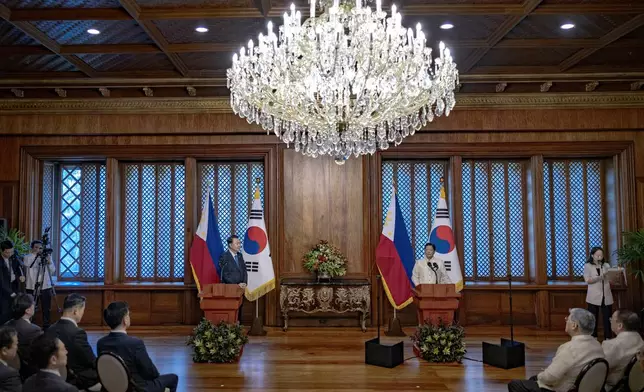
[
  {"x1": 603, "y1": 331, "x2": 644, "y2": 387},
  {"x1": 411, "y1": 257, "x2": 452, "y2": 286},
  {"x1": 537, "y1": 334, "x2": 605, "y2": 392},
  {"x1": 23, "y1": 253, "x2": 56, "y2": 290},
  {"x1": 583, "y1": 262, "x2": 614, "y2": 306}
]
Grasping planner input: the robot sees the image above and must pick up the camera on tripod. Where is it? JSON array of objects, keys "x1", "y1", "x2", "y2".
[{"x1": 36, "y1": 227, "x2": 54, "y2": 265}]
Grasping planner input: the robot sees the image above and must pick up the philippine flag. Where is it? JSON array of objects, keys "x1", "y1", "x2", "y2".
[
  {"x1": 429, "y1": 185, "x2": 464, "y2": 292},
  {"x1": 375, "y1": 187, "x2": 415, "y2": 310},
  {"x1": 242, "y1": 187, "x2": 275, "y2": 302},
  {"x1": 189, "y1": 192, "x2": 225, "y2": 292}
]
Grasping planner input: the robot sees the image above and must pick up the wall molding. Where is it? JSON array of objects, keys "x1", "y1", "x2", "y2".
[{"x1": 1, "y1": 92, "x2": 644, "y2": 115}]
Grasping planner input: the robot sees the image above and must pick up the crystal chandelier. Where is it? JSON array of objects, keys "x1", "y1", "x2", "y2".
[{"x1": 226, "y1": 0, "x2": 459, "y2": 164}]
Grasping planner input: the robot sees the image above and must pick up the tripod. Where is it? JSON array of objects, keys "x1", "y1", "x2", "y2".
[{"x1": 29, "y1": 254, "x2": 61, "y2": 322}]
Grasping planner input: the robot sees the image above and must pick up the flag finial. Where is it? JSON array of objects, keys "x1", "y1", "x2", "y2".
[{"x1": 254, "y1": 178, "x2": 261, "y2": 199}]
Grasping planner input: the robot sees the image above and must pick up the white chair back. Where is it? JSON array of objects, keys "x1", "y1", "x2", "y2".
[
  {"x1": 572, "y1": 358, "x2": 608, "y2": 392},
  {"x1": 97, "y1": 353, "x2": 131, "y2": 392},
  {"x1": 628, "y1": 355, "x2": 644, "y2": 392}
]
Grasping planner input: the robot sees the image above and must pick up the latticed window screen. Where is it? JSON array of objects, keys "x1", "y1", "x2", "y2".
[
  {"x1": 41, "y1": 163, "x2": 54, "y2": 246},
  {"x1": 381, "y1": 161, "x2": 447, "y2": 260},
  {"x1": 123, "y1": 163, "x2": 186, "y2": 282},
  {"x1": 544, "y1": 160, "x2": 604, "y2": 280},
  {"x1": 198, "y1": 162, "x2": 265, "y2": 251},
  {"x1": 461, "y1": 160, "x2": 527, "y2": 281},
  {"x1": 57, "y1": 164, "x2": 106, "y2": 281}
]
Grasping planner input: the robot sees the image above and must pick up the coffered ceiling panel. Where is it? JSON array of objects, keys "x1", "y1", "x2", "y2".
[{"x1": 32, "y1": 20, "x2": 154, "y2": 45}]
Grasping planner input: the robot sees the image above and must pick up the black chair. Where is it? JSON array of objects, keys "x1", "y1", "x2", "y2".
[
  {"x1": 569, "y1": 358, "x2": 609, "y2": 392},
  {"x1": 626, "y1": 354, "x2": 644, "y2": 392},
  {"x1": 96, "y1": 352, "x2": 140, "y2": 392},
  {"x1": 96, "y1": 352, "x2": 169, "y2": 392}
]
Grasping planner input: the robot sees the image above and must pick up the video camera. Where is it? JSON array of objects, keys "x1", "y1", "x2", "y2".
[{"x1": 36, "y1": 227, "x2": 54, "y2": 263}]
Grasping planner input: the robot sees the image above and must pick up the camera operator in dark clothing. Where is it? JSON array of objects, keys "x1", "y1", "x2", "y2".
[
  {"x1": 1, "y1": 240, "x2": 25, "y2": 326},
  {"x1": 24, "y1": 240, "x2": 56, "y2": 329}
]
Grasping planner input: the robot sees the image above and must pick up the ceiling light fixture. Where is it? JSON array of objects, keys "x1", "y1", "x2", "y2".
[
  {"x1": 226, "y1": 0, "x2": 459, "y2": 162},
  {"x1": 560, "y1": 23, "x2": 575, "y2": 30},
  {"x1": 195, "y1": 27, "x2": 209, "y2": 33},
  {"x1": 440, "y1": 23, "x2": 454, "y2": 30},
  {"x1": 87, "y1": 29, "x2": 100, "y2": 35}
]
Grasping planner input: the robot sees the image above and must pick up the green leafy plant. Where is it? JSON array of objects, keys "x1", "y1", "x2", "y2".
[
  {"x1": 302, "y1": 240, "x2": 347, "y2": 278},
  {"x1": 410, "y1": 320, "x2": 466, "y2": 363},
  {"x1": 0, "y1": 227, "x2": 30, "y2": 255},
  {"x1": 187, "y1": 319, "x2": 248, "y2": 363},
  {"x1": 616, "y1": 229, "x2": 644, "y2": 282}
]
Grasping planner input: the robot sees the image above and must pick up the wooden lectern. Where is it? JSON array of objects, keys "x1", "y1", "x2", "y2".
[
  {"x1": 199, "y1": 284, "x2": 245, "y2": 324},
  {"x1": 412, "y1": 284, "x2": 460, "y2": 325}
]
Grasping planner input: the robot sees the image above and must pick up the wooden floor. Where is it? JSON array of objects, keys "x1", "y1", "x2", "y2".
[{"x1": 86, "y1": 326, "x2": 570, "y2": 392}]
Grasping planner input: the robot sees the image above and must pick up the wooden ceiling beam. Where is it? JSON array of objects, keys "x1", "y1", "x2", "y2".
[
  {"x1": 0, "y1": 4, "x2": 97, "y2": 77},
  {"x1": 3, "y1": 2, "x2": 642, "y2": 22},
  {"x1": 559, "y1": 14, "x2": 644, "y2": 72},
  {"x1": 460, "y1": 0, "x2": 544, "y2": 73},
  {"x1": 60, "y1": 44, "x2": 162, "y2": 54},
  {"x1": 4, "y1": 70, "x2": 644, "y2": 89},
  {"x1": 118, "y1": 0, "x2": 189, "y2": 77},
  {"x1": 9, "y1": 8, "x2": 130, "y2": 21},
  {"x1": 532, "y1": 4, "x2": 644, "y2": 15}
]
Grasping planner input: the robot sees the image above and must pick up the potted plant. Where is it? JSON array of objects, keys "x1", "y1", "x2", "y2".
[
  {"x1": 410, "y1": 320, "x2": 466, "y2": 363},
  {"x1": 302, "y1": 240, "x2": 347, "y2": 281},
  {"x1": 616, "y1": 229, "x2": 644, "y2": 282},
  {"x1": 0, "y1": 227, "x2": 30, "y2": 255},
  {"x1": 616, "y1": 229, "x2": 644, "y2": 324},
  {"x1": 187, "y1": 319, "x2": 248, "y2": 363}
]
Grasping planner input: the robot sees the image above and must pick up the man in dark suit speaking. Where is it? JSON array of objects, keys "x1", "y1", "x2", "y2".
[{"x1": 219, "y1": 235, "x2": 247, "y2": 323}]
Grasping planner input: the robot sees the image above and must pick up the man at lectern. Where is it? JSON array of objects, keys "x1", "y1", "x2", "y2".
[
  {"x1": 219, "y1": 235, "x2": 248, "y2": 322},
  {"x1": 412, "y1": 243, "x2": 452, "y2": 286}
]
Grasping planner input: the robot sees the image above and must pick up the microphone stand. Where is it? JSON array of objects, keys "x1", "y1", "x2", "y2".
[{"x1": 428, "y1": 262, "x2": 438, "y2": 283}]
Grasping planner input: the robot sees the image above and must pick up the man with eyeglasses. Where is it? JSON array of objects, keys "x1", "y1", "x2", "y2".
[
  {"x1": 602, "y1": 310, "x2": 644, "y2": 390},
  {"x1": 507, "y1": 308, "x2": 604, "y2": 392}
]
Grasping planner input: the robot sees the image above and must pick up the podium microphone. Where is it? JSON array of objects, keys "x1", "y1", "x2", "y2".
[{"x1": 427, "y1": 261, "x2": 438, "y2": 283}]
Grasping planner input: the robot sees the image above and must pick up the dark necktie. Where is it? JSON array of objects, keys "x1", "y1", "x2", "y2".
[{"x1": 234, "y1": 254, "x2": 239, "y2": 267}]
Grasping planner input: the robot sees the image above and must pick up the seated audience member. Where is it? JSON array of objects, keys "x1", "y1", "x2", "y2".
[
  {"x1": 5, "y1": 293, "x2": 42, "y2": 379},
  {"x1": 23, "y1": 334, "x2": 77, "y2": 392},
  {"x1": 46, "y1": 294, "x2": 100, "y2": 391},
  {"x1": 0, "y1": 326, "x2": 21, "y2": 392},
  {"x1": 638, "y1": 346, "x2": 644, "y2": 371},
  {"x1": 603, "y1": 309, "x2": 644, "y2": 389},
  {"x1": 97, "y1": 302, "x2": 178, "y2": 392},
  {"x1": 508, "y1": 308, "x2": 605, "y2": 392}
]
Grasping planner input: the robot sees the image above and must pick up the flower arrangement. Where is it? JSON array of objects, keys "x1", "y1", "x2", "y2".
[
  {"x1": 187, "y1": 319, "x2": 248, "y2": 363},
  {"x1": 302, "y1": 240, "x2": 348, "y2": 278},
  {"x1": 410, "y1": 320, "x2": 466, "y2": 363}
]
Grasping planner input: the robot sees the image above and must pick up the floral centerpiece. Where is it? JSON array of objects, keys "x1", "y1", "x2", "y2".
[
  {"x1": 187, "y1": 318, "x2": 248, "y2": 363},
  {"x1": 410, "y1": 320, "x2": 466, "y2": 363},
  {"x1": 302, "y1": 240, "x2": 348, "y2": 280}
]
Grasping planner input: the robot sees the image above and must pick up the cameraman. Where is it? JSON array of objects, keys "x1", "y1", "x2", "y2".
[{"x1": 24, "y1": 241, "x2": 55, "y2": 329}]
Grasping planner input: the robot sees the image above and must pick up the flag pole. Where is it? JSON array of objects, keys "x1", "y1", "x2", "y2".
[
  {"x1": 248, "y1": 177, "x2": 268, "y2": 336},
  {"x1": 384, "y1": 180, "x2": 406, "y2": 337}
]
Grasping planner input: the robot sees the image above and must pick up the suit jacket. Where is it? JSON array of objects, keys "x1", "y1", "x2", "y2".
[
  {"x1": 219, "y1": 250, "x2": 248, "y2": 285},
  {"x1": 46, "y1": 319, "x2": 98, "y2": 389},
  {"x1": 97, "y1": 332, "x2": 160, "y2": 390},
  {"x1": 603, "y1": 331, "x2": 644, "y2": 387},
  {"x1": 4, "y1": 318, "x2": 42, "y2": 379},
  {"x1": 583, "y1": 262, "x2": 614, "y2": 306},
  {"x1": 411, "y1": 257, "x2": 452, "y2": 286},
  {"x1": 0, "y1": 257, "x2": 24, "y2": 325},
  {"x1": 0, "y1": 362, "x2": 22, "y2": 392},
  {"x1": 537, "y1": 334, "x2": 605, "y2": 392},
  {"x1": 23, "y1": 371, "x2": 78, "y2": 392}
]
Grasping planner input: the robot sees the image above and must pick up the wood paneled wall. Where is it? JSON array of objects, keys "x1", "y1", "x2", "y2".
[{"x1": 1, "y1": 107, "x2": 644, "y2": 330}]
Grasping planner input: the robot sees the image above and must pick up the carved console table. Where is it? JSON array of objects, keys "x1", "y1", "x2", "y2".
[{"x1": 280, "y1": 278, "x2": 371, "y2": 332}]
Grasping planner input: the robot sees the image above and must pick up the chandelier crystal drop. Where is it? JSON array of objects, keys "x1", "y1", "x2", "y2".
[{"x1": 226, "y1": 0, "x2": 459, "y2": 163}]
